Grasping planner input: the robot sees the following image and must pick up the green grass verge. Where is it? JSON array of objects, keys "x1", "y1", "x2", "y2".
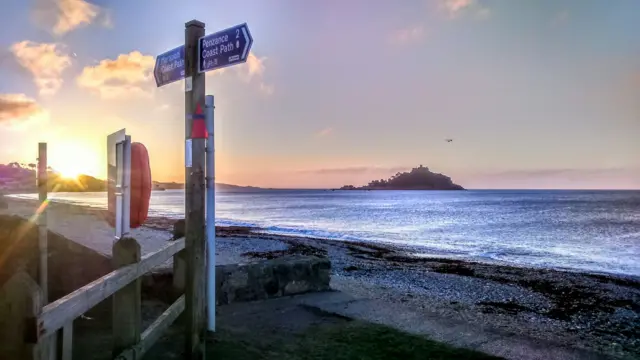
[{"x1": 209, "y1": 321, "x2": 503, "y2": 360}]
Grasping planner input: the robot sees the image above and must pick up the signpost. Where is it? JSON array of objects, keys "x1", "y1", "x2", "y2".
[
  {"x1": 154, "y1": 46, "x2": 185, "y2": 87},
  {"x1": 153, "y1": 19, "x2": 253, "y2": 358},
  {"x1": 154, "y1": 23, "x2": 253, "y2": 87},
  {"x1": 198, "y1": 23, "x2": 253, "y2": 73}
]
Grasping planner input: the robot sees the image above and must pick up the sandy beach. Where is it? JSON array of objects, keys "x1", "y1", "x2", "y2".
[{"x1": 2, "y1": 196, "x2": 638, "y2": 359}]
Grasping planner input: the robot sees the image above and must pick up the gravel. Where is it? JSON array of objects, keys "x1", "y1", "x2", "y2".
[{"x1": 4, "y1": 198, "x2": 637, "y2": 358}]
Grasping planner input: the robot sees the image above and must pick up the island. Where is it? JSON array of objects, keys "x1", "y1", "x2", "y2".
[{"x1": 338, "y1": 165, "x2": 464, "y2": 190}]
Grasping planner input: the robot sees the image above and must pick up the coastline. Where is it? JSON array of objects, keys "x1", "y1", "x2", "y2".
[{"x1": 2, "y1": 196, "x2": 638, "y2": 358}]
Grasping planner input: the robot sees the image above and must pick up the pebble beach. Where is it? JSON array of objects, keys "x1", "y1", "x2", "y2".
[{"x1": 3, "y1": 196, "x2": 639, "y2": 359}]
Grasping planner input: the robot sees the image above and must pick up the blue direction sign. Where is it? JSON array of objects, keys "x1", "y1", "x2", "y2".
[
  {"x1": 198, "y1": 23, "x2": 253, "y2": 73},
  {"x1": 154, "y1": 46, "x2": 185, "y2": 87}
]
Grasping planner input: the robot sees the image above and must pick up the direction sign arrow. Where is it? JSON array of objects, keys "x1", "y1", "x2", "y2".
[
  {"x1": 198, "y1": 23, "x2": 253, "y2": 73},
  {"x1": 154, "y1": 45, "x2": 185, "y2": 87}
]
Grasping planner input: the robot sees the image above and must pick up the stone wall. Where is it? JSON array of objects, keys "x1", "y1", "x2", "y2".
[{"x1": 215, "y1": 255, "x2": 331, "y2": 305}]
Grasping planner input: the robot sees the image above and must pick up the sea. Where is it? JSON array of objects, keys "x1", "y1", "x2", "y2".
[{"x1": 10, "y1": 189, "x2": 640, "y2": 277}]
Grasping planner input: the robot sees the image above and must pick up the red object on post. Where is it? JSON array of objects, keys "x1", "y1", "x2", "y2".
[
  {"x1": 107, "y1": 142, "x2": 152, "y2": 229},
  {"x1": 190, "y1": 103, "x2": 208, "y2": 139}
]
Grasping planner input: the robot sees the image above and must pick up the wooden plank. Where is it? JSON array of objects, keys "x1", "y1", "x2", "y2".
[
  {"x1": 114, "y1": 295, "x2": 185, "y2": 360},
  {"x1": 37, "y1": 238, "x2": 185, "y2": 339},
  {"x1": 172, "y1": 249, "x2": 186, "y2": 292},
  {"x1": 112, "y1": 238, "x2": 141, "y2": 357},
  {"x1": 37, "y1": 142, "x2": 48, "y2": 304},
  {"x1": 58, "y1": 322, "x2": 72, "y2": 360}
]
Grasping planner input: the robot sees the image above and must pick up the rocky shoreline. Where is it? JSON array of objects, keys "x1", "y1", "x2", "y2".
[
  {"x1": 3, "y1": 199, "x2": 638, "y2": 359},
  {"x1": 161, "y1": 217, "x2": 639, "y2": 359}
]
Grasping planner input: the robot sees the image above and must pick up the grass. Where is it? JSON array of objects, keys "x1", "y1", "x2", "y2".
[{"x1": 207, "y1": 321, "x2": 503, "y2": 360}]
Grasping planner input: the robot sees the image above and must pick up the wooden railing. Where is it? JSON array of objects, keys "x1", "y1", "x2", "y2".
[{"x1": 3, "y1": 236, "x2": 192, "y2": 360}]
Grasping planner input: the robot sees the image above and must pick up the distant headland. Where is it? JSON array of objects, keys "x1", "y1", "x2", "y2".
[
  {"x1": 0, "y1": 162, "x2": 264, "y2": 193},
  {"x1": 338, "y1": 165, "x2": 465, "y2": 190},
  {"x1": 0, "y1": 162, "x2": 105, "y2": 193}
]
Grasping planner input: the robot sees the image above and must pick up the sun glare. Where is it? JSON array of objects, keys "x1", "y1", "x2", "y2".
[
  {"x1": 57, "y1": 167, "x2": 82, "y2": 179},
  {"x1": 50, "y1": 142, "x2": 102, "y2": 179}
]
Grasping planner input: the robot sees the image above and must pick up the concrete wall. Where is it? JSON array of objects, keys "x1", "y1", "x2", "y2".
[{"x1": 0, "y1": 215, "x2": 111, "y2": 302}]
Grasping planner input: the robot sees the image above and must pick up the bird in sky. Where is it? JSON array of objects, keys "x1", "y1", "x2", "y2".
[{"x1": 445, "y1": 139, "x2": 453, "y2": 143}]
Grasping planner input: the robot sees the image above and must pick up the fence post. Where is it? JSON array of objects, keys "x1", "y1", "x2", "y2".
[
  {"x1": 37, "y1": 142, "x2": 48, "y2": 303},
  {"x1": 0, "y1": 271, "x2": 44, "y2": 360},
  {"x1": 112, "y1": 238, "x2": 141, "y2": 357}
]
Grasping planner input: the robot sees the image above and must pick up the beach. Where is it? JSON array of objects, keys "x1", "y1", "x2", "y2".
[{"x1": 2, "y1": 196, "x2": 639, "y2": 359}]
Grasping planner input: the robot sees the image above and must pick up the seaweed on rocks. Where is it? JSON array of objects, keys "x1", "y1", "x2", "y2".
[
  {"x1": 433, "y1": 264, "x2": 475, "y2": 276},
  {"x1": 242, "y1": 242, "x2": 327, "y2": 260},
  {"x1": 477, "y1": 301, "x2": 533, "y2": 315}
]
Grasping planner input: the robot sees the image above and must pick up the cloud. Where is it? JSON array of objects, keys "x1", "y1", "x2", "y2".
[
  {"x1": 299, "y1": 166, "x2": 410, "y2": 175},
  {"x1": 441, "y1": 0, "x2": 489, "y2": 20},
  {"x1": 244, "y1": 53, "x2": 266, "y2": 78},
  {"x1": 10, "y1": 41, "x2": 72, "y2": 96},
  {"x1": 32, "y1": 0, "x2": 104, "y2": 35},
  {"x1": 316, "y1": 127, "x2": 333, "y2": 137},
  {"x1": 101, "y1": 9, "x2": 114, "y2": 28},
  {"x1": 259, "y1": 83, "x2": 275, "y2": 95},
  {"x1": 76, "y1": 51, "x2": 155, "y2": 99},
  {"x1": 390, "y1": 24, "x2": 425, "y2": 45},
  {"x1": 442, "y1": 0, "x2": 473, "y2": 16},
  {"x1": 237, "y1": 53, "x2": 274, "y2": 95},
  {"x1": 0, "y1": 94, "x2": 45, "y2": 125}
]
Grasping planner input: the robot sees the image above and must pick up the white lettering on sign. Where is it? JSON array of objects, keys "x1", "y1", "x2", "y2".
[
  {"x1": 202, "y1": 34, "x2": 228, "y2": 48},
  {"x1": 219, "y1": 42, "x2": 235, "y2": 54},
  {"x1": 202, "y1": 47, "x2": 219, "y2": 58},
  {"x1": 203, "y1": 58, "x2": 218, "y2": 69},
  {"x1": 159, "y1": 51, "x2": 184, "y2": 74}
]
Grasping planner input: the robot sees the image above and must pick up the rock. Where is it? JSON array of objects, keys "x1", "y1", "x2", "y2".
[{"x1": 344, "y1": 265, "x2": 359, "y2": 272}]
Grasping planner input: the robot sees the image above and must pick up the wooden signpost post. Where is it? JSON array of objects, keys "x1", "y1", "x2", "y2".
[{"x1": 153, "y1": 19, "x2": 254, "y2": 358}]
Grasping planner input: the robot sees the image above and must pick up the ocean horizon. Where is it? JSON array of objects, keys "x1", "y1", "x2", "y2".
[{"x1": 10, "y1": 189, "x2": 640, "y2": 277}]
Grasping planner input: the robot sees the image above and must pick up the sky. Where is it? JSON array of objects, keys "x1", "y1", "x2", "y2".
[{"x1": 0, "y1": 0, "x2": 638, "y2": 189}]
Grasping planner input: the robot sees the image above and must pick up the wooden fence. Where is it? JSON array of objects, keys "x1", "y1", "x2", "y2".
[{"x1": 1, "y1": 236, "x2": 196, "y2": 360}]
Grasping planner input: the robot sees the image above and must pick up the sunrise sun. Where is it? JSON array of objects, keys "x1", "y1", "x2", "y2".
[{"x1": 50, "y1": 142, "x2": 102, "y2": 179}]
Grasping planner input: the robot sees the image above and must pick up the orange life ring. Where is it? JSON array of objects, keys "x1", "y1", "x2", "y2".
[{"x1": 107, "y1": 142, "x2": 152, "y2": 229}]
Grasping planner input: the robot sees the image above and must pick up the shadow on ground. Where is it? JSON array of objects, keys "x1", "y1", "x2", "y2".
[{"x1": 72, "y1": 293, "x2": 501, "y2": 360}]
